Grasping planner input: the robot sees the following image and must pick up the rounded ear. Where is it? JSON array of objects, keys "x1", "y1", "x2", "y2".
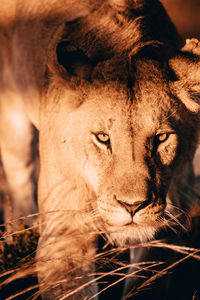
[
  {"x1": 182, "y1": 38, "x2": 200, "y2": 56},
  {"x1": 56, "y1": 41, "x2": 94, "y2": 81},
  {"x1": 169, "y1": 40, "x2": 200, "y2": 113}
]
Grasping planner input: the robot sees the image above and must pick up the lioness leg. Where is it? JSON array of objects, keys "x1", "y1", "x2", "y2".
[
  {"x1": 0, "y1": 97, "x2": 37, "y2": 228},
  {"x1": 37, "y1": 219, "x2": 98, "y2": 299}
]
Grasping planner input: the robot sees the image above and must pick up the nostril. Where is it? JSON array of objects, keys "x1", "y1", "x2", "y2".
[{"x1": 117, "y1": 199, "x2": 150, "y2": 217}]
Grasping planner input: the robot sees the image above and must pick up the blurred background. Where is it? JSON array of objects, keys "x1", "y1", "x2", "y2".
[{"x1": 161, "y1": 0, "x2": 200, "y2": 39}]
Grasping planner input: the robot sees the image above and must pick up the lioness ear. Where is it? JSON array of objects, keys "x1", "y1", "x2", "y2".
[
  {"x1": 169, "y1": 41, "x2": 200, "y2": 113},
  {"x1": 56, "y1": 41, "x2": 94, "y2": 81}
]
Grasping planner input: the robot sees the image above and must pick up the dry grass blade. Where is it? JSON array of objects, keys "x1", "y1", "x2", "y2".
[
  {"x1": 59, "y1": 261, "x2": 162, "y2": 300},
  {"x1": 134, "y1": 248, "x2": 200, "y2": 295},
  {"x1": 0, "y1": 197, "x2": 200, "y2": 299},
  {"x1": 5, "y1": 283, "x2": 39, "y2": 300},
  {"x1": 88, "y1": 262, "x2": 164, "y2": 300}
]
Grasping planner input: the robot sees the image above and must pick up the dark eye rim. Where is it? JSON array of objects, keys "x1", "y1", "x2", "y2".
[
  {"x1": 156, "y1": 132, "x2": 170, "y2": 143},
  {"x1": 95, "y1": 132, "x2": 110, "y2": 144}
]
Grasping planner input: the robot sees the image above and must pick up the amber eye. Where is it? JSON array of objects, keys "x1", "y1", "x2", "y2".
[
  {"x1": 151, "y1": 133, "x2": 172, "y2": 156},
  {"x1": 95, "y1": 133, "x2": 110, "y2": 144},
  {"x1": 157, "y1": 133, "x2": 169, "y2": 143}
]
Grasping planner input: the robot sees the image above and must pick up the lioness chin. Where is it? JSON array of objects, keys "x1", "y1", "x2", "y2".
[{"x1": 0, "y1": 0, "x2": 200, "y2": 299}]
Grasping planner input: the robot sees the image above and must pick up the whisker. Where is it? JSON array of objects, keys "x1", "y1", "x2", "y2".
[
  {"x1": 167, "y1": 203, "x2": 190, "y2": 222},
  {"x1": 165, "y1": 210, "x2": 188, "y2": 232}
]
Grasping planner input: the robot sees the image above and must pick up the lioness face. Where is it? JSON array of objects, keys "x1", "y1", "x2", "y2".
[{"x1": 54, "y1": 59, "x2": 196, "y2": 246}]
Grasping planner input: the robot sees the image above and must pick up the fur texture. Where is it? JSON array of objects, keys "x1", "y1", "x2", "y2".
[{"x1": 0, "y1": 0, "x2": 200, "y2": 298}]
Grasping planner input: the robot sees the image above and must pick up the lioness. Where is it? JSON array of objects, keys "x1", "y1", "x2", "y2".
[{"x1": 0, "y1": 0, "x2": 200, "y2": 299}]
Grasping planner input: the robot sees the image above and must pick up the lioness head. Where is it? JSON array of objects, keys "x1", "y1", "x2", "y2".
[{"x1": 39, "y1": 2, "x2": 200, "y2": 247}]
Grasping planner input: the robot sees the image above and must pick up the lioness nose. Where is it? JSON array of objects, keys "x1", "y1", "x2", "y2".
[{"x1": 117, "y1": 199, "x2": 149, "y2": 217}]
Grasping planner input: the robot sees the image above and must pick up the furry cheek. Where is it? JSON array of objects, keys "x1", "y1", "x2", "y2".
[
  {"x1": 158, "y1": 134, "x2": 178, "y2": 165},
  {"x1": 84, "y1": 163, "x2": 100, "y2": 193}
]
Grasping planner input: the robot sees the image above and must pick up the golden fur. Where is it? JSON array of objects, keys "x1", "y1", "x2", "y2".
[{"x1": 0, "y1": 0, "x2": 200, "y2": 298}]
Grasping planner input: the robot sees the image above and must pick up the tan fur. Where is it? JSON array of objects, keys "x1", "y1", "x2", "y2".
[{"x1": 0, "y1": 1, "x2": 200, "y2": 298}]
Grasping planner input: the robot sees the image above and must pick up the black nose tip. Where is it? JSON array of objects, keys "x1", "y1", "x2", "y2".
[{"x1": 117, "y1": 199, "x2": 150, "y2": 217}]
